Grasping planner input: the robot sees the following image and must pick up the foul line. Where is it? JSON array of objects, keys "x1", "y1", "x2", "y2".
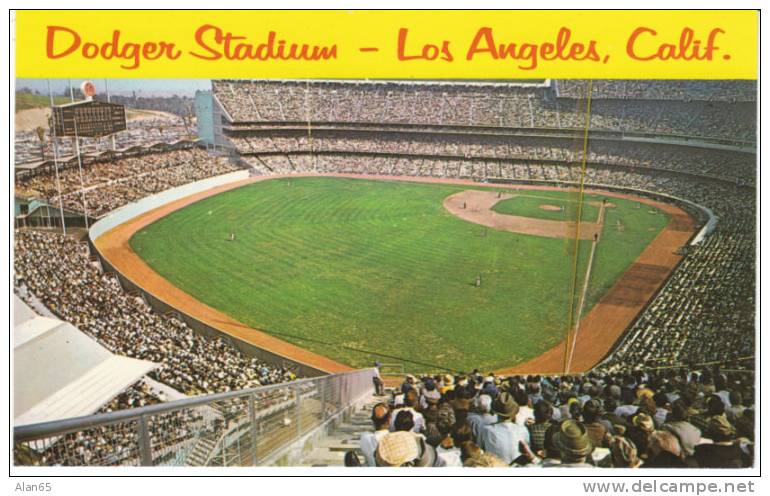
[
  {"x1": 566, "y1": 201, "x2": 605, "y2": 372},
  {"x1": 563, "y1": 80, "x2": 593, "y2": 374}
]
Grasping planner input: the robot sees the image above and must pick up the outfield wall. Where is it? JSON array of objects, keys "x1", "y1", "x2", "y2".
[
  {"x1": 88, "y1": 170, "x2": 710, "y2": 377},
  {"x1": 88, "y1": 171, "x2": 335, "y2": 378},
  {"x1": 89, "y1": 170, "x2": 250, "y2": 240}
]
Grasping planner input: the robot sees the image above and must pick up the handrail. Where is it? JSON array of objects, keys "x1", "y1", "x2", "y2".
[
  {"x1": 235, "y1": 150, "x2": 755, "y2": 189},
  {"x1": 14, "y1": 368, "x2": 375, "y2": 443},
  {"x1": 220, "y1": 121, "x2": 756, "y2": 151}
]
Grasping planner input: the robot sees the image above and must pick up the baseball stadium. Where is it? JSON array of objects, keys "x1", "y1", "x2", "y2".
[{"x1": 13, "y1": 79, "x2": 756, "y2": 468}]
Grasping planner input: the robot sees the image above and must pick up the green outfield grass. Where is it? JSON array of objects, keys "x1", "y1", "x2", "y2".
[{"x1": 130, "y1": 177, "x2": 669, "y2": 372}]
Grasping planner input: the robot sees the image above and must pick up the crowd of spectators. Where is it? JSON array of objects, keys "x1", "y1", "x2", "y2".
[
  {"x1": 230, "y1": 133, "x2": 755, "y2": 185},
  {"x1": 14, "y1": 230, "x2": 298, "y2": 396},
  {"x1": 13, "y1": 79, "x2": 756, "y2": 468},
  {"x1": 13, "y1": 141, "x2": 283, "y2": 466},
  {"x1": 15, "y1": 115, "x2": 190, "y2": 165},
  {"x1": 555, "y1": 80, "x2": 756, "y2": 102},
  {"x1": 604, "y1": 233, "x2": 755, "y2": 371},
  {"x1": 214, "y1": 80, "x2": 755, "y2": 142},
  {"x1": 16, "y1": 147, "x2": 242, "y2": 218},
  {"x1": 15, "y1": 380, "x2": 217, "y2": 466},
  {"x1": 13, "y1": 226, "x2": 304, "y2": 465},
  {"x1": 351, "y1": 368, "x2": 753, "y2": 468}
]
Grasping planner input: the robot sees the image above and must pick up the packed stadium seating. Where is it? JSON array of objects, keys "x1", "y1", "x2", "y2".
[
  {"x1": 13, "y1": 78, "x2": 756, "y2": 467},
  {"x1": 14, "y1": 114, "x2": 190, "y2": 165},
  {"x1": 15, "y1": 147, "x2": 242, "y2": 219},
  {"x1": 213, "y1": 79, "x2": 755, "y2": 143},
  {"x1": 228, "y1": 134, "x2": 755, "y2": 185},
  {"x1": 346, "y1": 367, "x2": 753, "y2": 468},
  {"x1": 555, "y1": 79, "x2": 756, "y2": 101},
  {"x1": 214, "y1": 78, "x2": 756, "y2": 380}
]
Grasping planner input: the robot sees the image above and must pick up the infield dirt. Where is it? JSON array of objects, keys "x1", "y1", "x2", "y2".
[{"x1": 95, "y1": 173, "x2": 695, "y2": 375}]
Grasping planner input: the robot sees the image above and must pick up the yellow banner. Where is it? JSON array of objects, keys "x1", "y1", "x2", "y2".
[{"x1": 15, "y1": 10, "x2": 758, "y2": 79}]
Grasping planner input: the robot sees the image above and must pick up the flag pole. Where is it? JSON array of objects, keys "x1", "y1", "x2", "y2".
[
  {"x1": 68, "y1": 79, "x2": 90, "y2": 229},
  {"x1": 104, "y1": 79, "x2": 117, "y2": 151},
  {"x1": 47, "y1": 79, "x2": 67, "y2": 235}
]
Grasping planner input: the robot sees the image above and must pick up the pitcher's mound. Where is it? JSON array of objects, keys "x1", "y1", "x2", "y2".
[
  {"x1": 444, "y1": 190, "x2": 601, "y2": 240},
  {"x1": 539, "y1": 204, "x2": 563, "y2": 212}
]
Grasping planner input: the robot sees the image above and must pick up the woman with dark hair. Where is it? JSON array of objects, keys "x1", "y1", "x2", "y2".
[{"x1": 581, "y1": 400, "x2": 609, "y2": 448}]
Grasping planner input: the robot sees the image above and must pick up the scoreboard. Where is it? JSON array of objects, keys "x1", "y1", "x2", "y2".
[{"x1": 51, "y1": 100, "x2": 127, "y2": 138}]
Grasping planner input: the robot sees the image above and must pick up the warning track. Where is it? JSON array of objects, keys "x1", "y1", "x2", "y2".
[{"x1": 94, "y1": 173, "x2": 696, "y2": 375}]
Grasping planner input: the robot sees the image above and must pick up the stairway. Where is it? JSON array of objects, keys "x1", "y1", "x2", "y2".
[
  {"x1": 296, "y1": 393, "x2": 386, "y2": 467},
  {"x1": 184, "y1": 435, "x2": 219, "y2": 466}
]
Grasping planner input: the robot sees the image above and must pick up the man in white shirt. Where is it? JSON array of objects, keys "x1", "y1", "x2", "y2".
[
  {"x1": 614, "y1": 390, "x2": 639, "y2": 418},
  {"x1": 478, "y1": 392, "x2": 530, "y2": 465},
  {"x1": 436, "y1": 443, "x2": 463, "y2": 467},
  {"x1": 467, "y1": 394, "x2": 498, "y2": 440},
  {"x1": 512, "y1": 388, "x2": 535, "y2": 426},
  {"x1": 359, "y1": 403, "x2": 392, "y2": 467}
]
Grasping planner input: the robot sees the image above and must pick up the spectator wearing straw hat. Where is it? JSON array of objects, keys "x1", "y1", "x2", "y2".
[
  {"x1": 694, "y1": 413, "x2": 746, "y2": 468},
  {"x1": 375, "y1": 431, "x2": 444, "y2": 467},
  {"x1": 609, "y1": 435, "x2": 642, "y2": 468},
  {"x1": 644, "y1": 430, "x2": 688, "y2": 468}
]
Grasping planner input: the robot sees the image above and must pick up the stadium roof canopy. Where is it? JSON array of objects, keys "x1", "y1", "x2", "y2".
[
  {"x1": 14, "y1": 139, "x2": 201, "y2": 176},
  {"x1": 13, "y1": 296, "x2": 158, "y2": 427}
]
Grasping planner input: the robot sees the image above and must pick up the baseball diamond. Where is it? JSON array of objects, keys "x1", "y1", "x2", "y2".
[
  {"x1": 13, "y1": 76, "x2": 755, "y2": 469},
  {"x1": 113, "y1": 174, "x2": 685, "y2": 373}
]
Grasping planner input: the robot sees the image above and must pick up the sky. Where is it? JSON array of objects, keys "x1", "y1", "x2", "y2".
[{"x1": 15, "y1": 79, "x2": 212, "y2": 97}]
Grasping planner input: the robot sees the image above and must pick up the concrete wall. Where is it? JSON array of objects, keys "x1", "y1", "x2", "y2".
[
  {"x1": 88, "y1": 171, "x2": 329, "y2": 378},
  {"x1": 89, "y1": 170, "x2": 249, "y2": 239},
  {"x1": 87, "y1": 171, "x2": 715, "y2": 379}
]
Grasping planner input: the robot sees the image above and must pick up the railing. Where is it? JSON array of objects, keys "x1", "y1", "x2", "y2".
[{"x1": 14, "y1": 368, "x2": 376, "y2": 467}]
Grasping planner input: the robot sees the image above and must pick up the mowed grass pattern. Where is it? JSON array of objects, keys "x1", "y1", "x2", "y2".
[{"x1": 130, "y1": 177, "x2": 668, "y2": 372}]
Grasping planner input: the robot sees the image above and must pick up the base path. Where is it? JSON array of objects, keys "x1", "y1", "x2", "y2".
[
  {"x1": 443, "y1": 190, "x2": 602, "y2": 240},
  {"x1": 94, "y1": 173, "x2": 696, "y2": 376},
  {"x1": 496, "y1": 198, "x2": 695, "y2": 375}
]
